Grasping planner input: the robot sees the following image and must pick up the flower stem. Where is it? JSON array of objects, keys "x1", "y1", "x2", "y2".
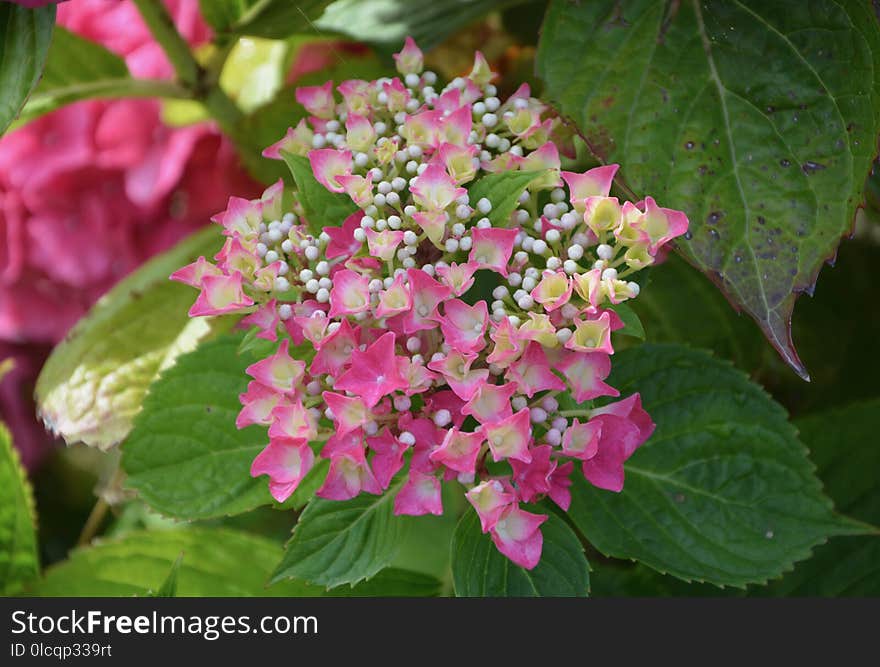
[{"x1": 131, "y1": 0, "x2": 200, "y2": 89}]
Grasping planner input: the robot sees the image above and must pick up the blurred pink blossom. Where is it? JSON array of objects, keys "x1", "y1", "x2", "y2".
[{"x1": 0, "y1": 0, "x2": 258, "y2": 465}]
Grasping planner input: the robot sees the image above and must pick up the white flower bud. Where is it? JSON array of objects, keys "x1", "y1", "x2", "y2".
[{"x1": 597, "y1": 244, "x2": 614, "y2": 260}]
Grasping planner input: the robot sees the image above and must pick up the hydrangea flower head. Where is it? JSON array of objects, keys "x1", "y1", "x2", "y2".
[{"x1": 176, "y1": 39, "x2": 688, "y2": 570}]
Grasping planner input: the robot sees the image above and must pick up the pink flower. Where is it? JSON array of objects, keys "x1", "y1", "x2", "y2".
[
  {"x1": 295, "y1": 81, "x2": 336, "y2": 119},
  {"x1": 334, "y1": 332, "x2": 408, "y2": 407},
  {"x1": 328, "y1": 268, "x2": 370, "y2": 317},
  {"x1": 490, "y1": 505, "x2": 547, "y2": 570},
  {"x1": 507, "y1": 342, "x2": 566, "y2": 397},
  {"x1": 318, "y1": 449, "x2": 382, "y2": 501},
  {"x1": 251, "y1": 437, "x2": 315, "y2": 503},
  {"x1": 482, "y1": 409, "x2": 532, "y2": 463},
  {"x1": 236, "y1": 381, "x2": 284, "y2": 429},
  {"x1": 466, "y1": 479, "x2": 515, "y2": 531},
  {"x1": 395, "y1": 470, "x2": 443, "y2": 516},
  {"x1": 411, "y1": 163, "x2": 465, "y2": 211},
  {"x1": 308, "y1": 148, "x2": 351, "y2": 193},
  {"x1": 429, "y1": 428, "x2": 485, "y2": 474},
  {"x1": 245, "y1": 339, "x2": 305, "y2": 396},
  {"x1": 189, "y1": 272, "x2": 254, "y2": 316},
  {"x1": 469, "y1": 227, "x2": 517, "y2": 275},
  {"x1": 436, "y1": 299, "x2": 488, "y2": 354}
]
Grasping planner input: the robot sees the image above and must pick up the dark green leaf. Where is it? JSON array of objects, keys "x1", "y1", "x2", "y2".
[
  {"x1": 36, "y1": 227, "x2": 227, "y2": 450},
  {"x1": 452, "y1": 509, "x2": 589, "y2": 597},
  {"x1": 15, "y1": 26, "x2": 164, "y2": 126},
  {"x1": 0, "y1": 2, "x2": 54, "y2": 133},
  {"x1": 123, "y1": 333, "x2": 283, "y2": 519},
  {"x1": 0, "y1": 422, "x2": 39, "y2": 595},
  {"x1": 755, "y1": 399, "x2": 880, "y2": 596},
  {"x1": 272, "y1": 485, "x2": 408, "y2": 588},
  {"x1": 632, "y1": 254, "x2": 767, "y2": 370},
  {"x1": 537, "y1": 0, "x2": 880, "y2": 378},
  {"x1": 205, "y1": 0, "x2": 333, "y2": 39},
  {"x1": 326, "y1": 568, "x2": 444, "y2": 597},
  {"x1": 568, "y1": 344, "x2": 852, "y2": 587},
  {"x1": 316, "y1": 0, "x2": 528, "y2": 52},
  {"x1": 609, "y1": 301, "x2": 645, "y2": 340},
  {"x1": 280, "y1": 150, "x2": 358, "y2": 233}
]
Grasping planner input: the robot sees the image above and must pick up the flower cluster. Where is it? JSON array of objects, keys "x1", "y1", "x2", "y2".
[{"x1": 174, "y1": 38, "x2": 688, "y2": 569}]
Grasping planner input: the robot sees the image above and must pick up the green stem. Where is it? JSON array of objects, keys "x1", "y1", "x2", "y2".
[
  {"x1": 133, "y1": 0, "x2": 248, "y2": 156},
  {"x1": 131, "y1": 0, "x2": 200, "y2": 89}
]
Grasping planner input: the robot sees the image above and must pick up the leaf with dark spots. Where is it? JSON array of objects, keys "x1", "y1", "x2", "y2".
[{"x1": 537, "y1": 0, "x2": 880, "y2": 379}]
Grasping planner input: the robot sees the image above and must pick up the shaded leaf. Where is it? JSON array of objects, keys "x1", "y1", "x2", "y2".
[
  {"x1": 0, "y1": 2, "x2": 54, "y2": 134},
  {"x1": 537, "y1": 0, "x2": 880, "y2": 378},
  {"x1": 316, "y1": 0, "x2": 528, "y2": 52}
]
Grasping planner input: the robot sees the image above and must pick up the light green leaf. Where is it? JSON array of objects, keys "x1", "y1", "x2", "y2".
[
  {"x1": 537, "y1": 0, "x2": 880, "y2": 378},
  {"x1": 0, "y1": 2, "x2": 54, "y2": 134},
  {"x1": 15, "y1": 27, "x2": 174, "y2": 127},
  {"x1": 27, "y1": 528, "x2": 322, "y2": 597},
  {"x1": 281, "y1": 150, "x2": 358, "y2": 233},
  {"x1": 36, "y1": 227, "x2": 227, "y2": 450},
  {"x1": 466, "y1": 170, "x2": 545, "y2": 228},
  {"x1": 316, "y1": 0, "x2": 527, "y2": 52},
  {"x1": 452, "y1": 509, "x2": 590, "y2": 597},
  {"x1": 123, "y1": 333, "x2": 292, "y2": 519},
  {"x1": 0, "y1": 422, "x2": 39, "y2": 595},
  {"x1": 148, "y1": 554, "x2": 183, "y2": 597},
  {"x1": 272, "y1": 484, "x2": 408, "y2": 588},
  {"x1": 568, "y1": 343, "x2": 852, "y2": 587}
]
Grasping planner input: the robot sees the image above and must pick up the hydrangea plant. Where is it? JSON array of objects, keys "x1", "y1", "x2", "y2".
[{"x1": 172, "y1": 39, "x2": 687, "y2": 569}]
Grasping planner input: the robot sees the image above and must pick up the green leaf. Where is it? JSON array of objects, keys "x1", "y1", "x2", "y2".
[
  {"x1": 536, "y1": 0, "x2": 880, "y2": 379},
  {"x1": 451, "y1": 509, "x2": 589, "y2": 597},
  {"x1": 148, "y1": 554, "x2": 183, "y2": 597},
  {"x1": 756, "y1": 399, "x2": 880, "y2": 596},
  {"x1": 466, "y1": 170, "x2": 545, "y2": 228},
  {"x1": 316, "y1": 0, "x2": 527, "y2": 52},
  {"x1": 0, "y1": 2, "x2": 54, "y2": 134},
  {"x1": 123, "y1": 333, "x2": 283, "y2": 519},
  {"x1": 280, "y1": 150, "x2": 358, "y2": 233},
  {"x1": 15, "y1": 26, "x2": 159, "y2": 127},
  {"x1": 632, "y1": 254, "x2": 767, "y2": 370},
  {"x1": 609, "y1": 301, "x2": 645, "y2": 340},
  {"x1": 0, "y1": 422, "x2": 39, "y2": 595},
  {"x1": 325, "y1": 567, "x2": 443, "y2": 597},
  {"x1": 568, "y1": 343, "x2": 851, "y2": 587},
  {"x1": 205, "y1": 0, "x2": 333, "y2": 39},
  {"x1": 272, "y1": 485, "x2": 408, "y2": 588},
  {"x1": 27, "y1": 527, "x2": 323, "y2": 597},
  {"x1": 36, "y1": 227, "x2": 227, "y2": 450}
]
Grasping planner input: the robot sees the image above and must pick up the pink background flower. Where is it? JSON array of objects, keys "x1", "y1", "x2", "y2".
[{"x1": 0, "y1": 0, "x2": 258, "y2": 467}]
